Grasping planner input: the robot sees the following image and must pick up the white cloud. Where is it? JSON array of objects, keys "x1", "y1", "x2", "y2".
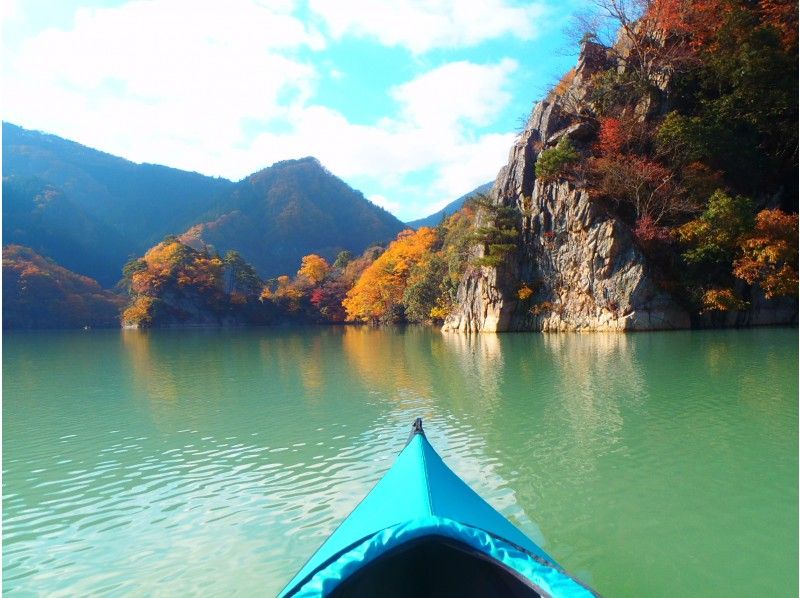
[
  {"x1": 368, "y1": 193, "x2": 403, "y2": 215},
  {"x1": 239, "y1": 60, "x2": 517, "y2": 214},
  {"x1": 3, "y1": 0, "x2": 323, "y2": 172},
  {"x1": 3, "y1": 1, "x2": 522, "y2": 220},
  {"x1": 308, "y1": 0, "x2": 547, "y2": 53},
  {"x1": 392, "y1": 59, "x2": 517, "y2": 129}
]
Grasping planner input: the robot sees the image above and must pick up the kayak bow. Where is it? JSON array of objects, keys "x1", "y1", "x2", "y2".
[{"x1": 279, "y1": 419, "x2": 596, "y2": 597}]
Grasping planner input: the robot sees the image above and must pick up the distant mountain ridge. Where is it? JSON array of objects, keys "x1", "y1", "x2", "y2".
[
  {"x1": 180, "y1": 157, "x2": 406, "y2": 278},
  {"x1": 406, "y1": 182, "x2": 492, "y2": 229},
  {"x1": 2, "y1": 123, "x2": 406, "y2": 285}
]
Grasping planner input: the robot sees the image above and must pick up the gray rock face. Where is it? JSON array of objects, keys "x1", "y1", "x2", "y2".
[
  {"x1": 443, "y1": 40, "x2": 690, "y2": 332},
  {"x1": 443, "y1": 39, "x2": 796, "y2": 333}
]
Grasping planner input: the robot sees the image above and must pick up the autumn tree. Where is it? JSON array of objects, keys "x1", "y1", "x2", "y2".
[
  {"x1": 678, "y1": 190, "x2": 754, "y2": 265},
  {"x1": 343, "y1": 228, "x2": 438, "y2": 323},
  {"x1": 734, "y1": 209, "x2": 798, "y2": 298},
  {"x1": 121, "y1": 239, "x2": 269, "y2": 327},
  {"x1": 297, "y1": 254, "x2": 331, "y2": 285},
  {"x1": 223, "y1": 250, "x2": 262, "y2": 298}
]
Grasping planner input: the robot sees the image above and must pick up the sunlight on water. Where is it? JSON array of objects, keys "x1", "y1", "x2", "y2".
[{"x1": 3, "y1": 327, "x2": 797, "y2": 596}]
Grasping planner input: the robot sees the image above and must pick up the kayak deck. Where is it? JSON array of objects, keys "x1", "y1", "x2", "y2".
[{"x1": 279, "y1": 419, "x2": 596, "y2": 597}]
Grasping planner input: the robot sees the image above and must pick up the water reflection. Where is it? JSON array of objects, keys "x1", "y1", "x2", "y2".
[{"x1": 3, "y1": 327, "x2": 797, "y2": 597}]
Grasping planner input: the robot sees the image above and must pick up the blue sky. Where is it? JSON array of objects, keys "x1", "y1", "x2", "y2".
[{"x1": 2, "y1": 0, "x2": 582, "y2": 221}]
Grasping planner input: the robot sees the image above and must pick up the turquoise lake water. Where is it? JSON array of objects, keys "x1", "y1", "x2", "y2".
[{"x1": 2, "y1": 326, "x2": 797, "y2": 596}]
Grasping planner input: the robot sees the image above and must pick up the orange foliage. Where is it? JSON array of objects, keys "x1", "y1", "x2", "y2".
[
  {"x1": 733, "y1": 209, "x2": 798, "y2": 298},
  {"x1": 645, "y1": 0, "x2": 689, "y2": 34},
  {"x1": 122, "y1": 239, "x2": 228, "y2": 326},
  {"x1": 3, "y1": 245, "x2": 125, "y2": 329},
  {"x1": 554, "y1": 69, "x2": 576, "y2": 96},
  {"x1": 343, "y1": 228, "x2": 438, "y2": 322},
  {"x1": 700, "y1": 288, "x2": 749, "y2": 312},
  {"x1": 260, "y1": 273, "x2": 305, "y2": 312},
  {"x1": 297, "y1": 254, "x2": 330, "y2": 284},
  {"x1": 517, "y1": 284, "x2": 534, "y2": 301}
]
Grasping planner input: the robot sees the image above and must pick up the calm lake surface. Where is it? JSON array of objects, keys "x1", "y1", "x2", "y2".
[{"x1": 3, "y1": 326, "x2": 797, "y2": 596}]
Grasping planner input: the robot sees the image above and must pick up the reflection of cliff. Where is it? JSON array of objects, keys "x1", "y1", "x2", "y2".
[
  {"x1": 439, "y1": 332, "x2": 504, "y2": 411},
  {"x1": 339, "y1": 326, "x2": 439, "y2": 403},
  {"x1": 540, "y1": 333, "x2": 640, "y2": 451}
]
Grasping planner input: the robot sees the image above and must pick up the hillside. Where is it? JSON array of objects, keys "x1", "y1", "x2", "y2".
[
  {"x1": 2, "y1": 176, "x2": 132, "y2": 285},
  {"x1": 2, "y1": 122, "x2": 234, "y2": 285},
  {"x1": 2, "y1": 245, "x2": 125, "y2": 329},
  {"x1": 406, "y1": 182, "x2": 492, "y2": 229},
  {"x1": 180, "y1": 157, "x2": 406, "y2": 278},
  {"x1": 3, "y1": 124, "x2": 405, "y2": 286}
]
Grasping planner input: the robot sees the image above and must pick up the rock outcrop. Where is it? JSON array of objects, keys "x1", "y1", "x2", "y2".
[
  {"x1": 444, "y1": 37, "x2": 796, "y2": 332},
  {"x1": 444, "y1": 40, "x2": 690, "y2": 332}
]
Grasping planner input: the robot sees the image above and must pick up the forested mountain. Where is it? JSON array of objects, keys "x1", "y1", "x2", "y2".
[
  {"x1": 2, "y1": 122, "x2": 233, "y2": 284},
  {"x1": 2, "y1": 245, "x2": 125, "y2": 329},
  {"x1": 2, "y1": 176, "x2": 131, "y2": 285},
  {"x1": 406, "y1": 182, "x2": 492, "y2": 229},
  {"x1": 2, "y1": 123, "x2": 405, "y2": 286},
  {"x1": 179, "y1": 157, "x2": 405, "y2": 278}
]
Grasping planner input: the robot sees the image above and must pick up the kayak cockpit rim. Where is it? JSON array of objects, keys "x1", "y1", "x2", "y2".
[
  {"x1": 278, "y1": 419, "x2": 599, "y2": 598},
  {"x1": 280, "y1": 521, "x2": 564, "y2": 598}
]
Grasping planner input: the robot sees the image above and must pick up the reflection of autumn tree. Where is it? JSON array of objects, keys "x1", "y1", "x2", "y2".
[
  {"x1": 340, "y1": 326, "x2": 426, "y2": 394},
  {"x1": 121, "y1": 330, "x2": 260, "y2": 431},
  {"x1": 439, "y1": 332, "x2": 505, "y2": 411}
]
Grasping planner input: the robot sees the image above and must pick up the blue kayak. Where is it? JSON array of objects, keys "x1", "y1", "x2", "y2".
[{"x1": 279, "y1": 419, "x2": 597, "y2": 597}]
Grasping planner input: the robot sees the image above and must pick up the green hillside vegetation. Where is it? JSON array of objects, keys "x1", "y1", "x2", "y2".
[
  {"x1": 179, "y1": 157, "x2": 405, "y2": 279},
  {"x1": 3, "y1": 123, "x2": 233, "y2": 285},
  {"x1": 573, "y1": 0, "x2": 798, "y2": 312},
  {"x1": 2, "y1": 176, "x2": 131, "y2": 285},
  {"x1": 3, "y1": 124, "x2": 405, "y2": 287},
  {"x1": 2, "y1": 245, "x2": 125, "y2": 329}
]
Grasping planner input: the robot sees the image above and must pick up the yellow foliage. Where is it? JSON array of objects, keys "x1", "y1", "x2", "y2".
[
  {"x1": 700, "y1": 288, "x2": 749, "y2": 312},
  {"x1": 554, "y1": 69, "x2": 576, "y2": 96},
  {"x1": 517, "y1": 284, "x2": 534, "y2": 301},
  {"x1": 123, "y1": 296, "x2": 155, "y2": 326},
  {"x1": 343, "y1": 227, "x2": 438, "y2": 322},
  {"x1": 297, "y1": 254, "x2": 331, "y2": 284}
]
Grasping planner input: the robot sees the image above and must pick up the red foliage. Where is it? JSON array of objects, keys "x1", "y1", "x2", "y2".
[
  {"x1": 596, "y1": 117, "x2": 624, "y2": 155},
  {"x1": 646, "y1": 0, "x2": 689, "y2": 35},
  {"x1": 759, "y1": 0, "x2": 798, "y2": 51},
  {"x1": 635, "y1": 215, "x2": 674, "y2": 244},
  {"x1": 309, "y1": 287, "x2": 326, "y2": 307}
]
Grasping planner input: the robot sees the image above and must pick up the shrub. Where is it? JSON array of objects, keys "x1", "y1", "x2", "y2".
[{"x1": 535, "y1": 137, "x2": 580, "y2": 182}]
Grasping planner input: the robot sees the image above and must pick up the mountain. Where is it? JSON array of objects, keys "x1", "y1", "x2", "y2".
[
  {"x1": 2, "y1": 176, "x2": 133, "y2": 285},
  {"x1": 179, "y1": 157, "x2": 406, "y2": 278},
  {"x1": 2, "y1": 122, "x2": 234, "y2": 285},
  {"x1": 3, "y1": 123, "x2": 406, "y2": 285},
  {"x1": 2, "y1": 245, "x2": 125, "y2": 329},
  {"x1": 406, "y1": 182, "x2": 492, "y2": 229}
]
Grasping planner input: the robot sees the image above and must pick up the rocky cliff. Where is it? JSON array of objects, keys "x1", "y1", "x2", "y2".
[
  {"x1": 442, "y1": 38, "x2": 796, "y2": 332},
  {"x1": 444, "y1": 41, "x2": 685, "y2": 332}
]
